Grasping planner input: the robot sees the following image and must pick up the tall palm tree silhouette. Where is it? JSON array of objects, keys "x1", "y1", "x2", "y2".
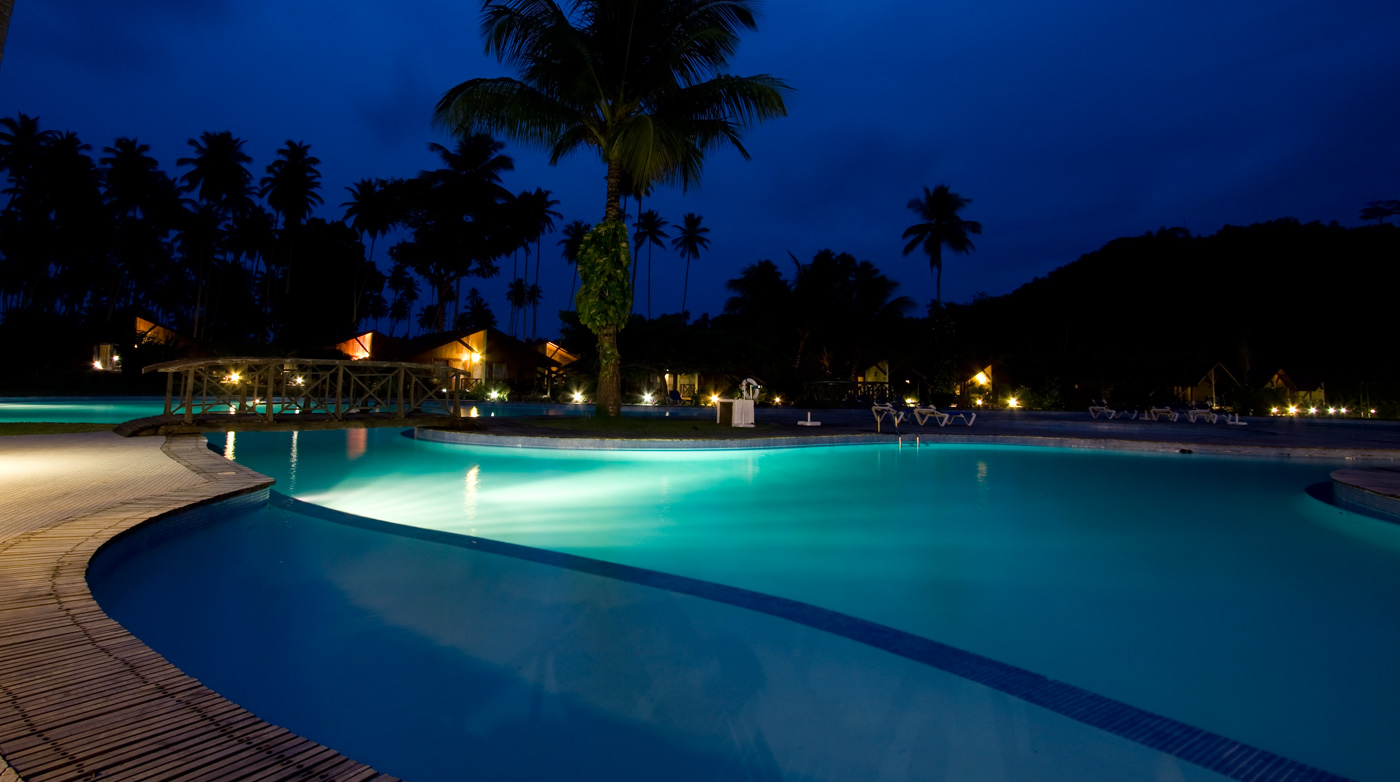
[
  {"x1": 558, "y1": 219, "x2": 590, "y2": 309},
  {"x1": 177, "y1": 131, "x2": 253, "y2": 338},
  {"x1": 261, "y1": 141, "x2": 323, "y2": 228},
  {"x1": 632, "y1": 209, "x2": 669, "y2": 319},
  {"x1": 518, "y1": 187, "x2": 561, "y2": 287},
  {"x1": 506, "y1": 277, "x2": 530, "y2": 338},
  {"x1": 902, "y1": 184, "x2": 982, "y2": 307},
  {"x1": 343, "y1": 178, "x2": 395, "y2": 328},
  {"x1": 526, "y1": 282, "x2": 543, "y2": 339},
  {"x1": 671, "y1": 212, "x2": 710, "y2": 318},
  {"x1": 432, "y1": 0, "x2": 791, "y2": 415}
]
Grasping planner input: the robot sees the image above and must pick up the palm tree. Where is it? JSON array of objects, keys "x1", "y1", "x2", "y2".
[
  {"x1": 0, "y1": 0, "x2": 14, "y2": 67},
  {"x1": 506, "y1": 277, "x2": 530, "y2": 337},
  {"x1": 902, "y1": 184, "x2": 982, "y2": 307},
  {"x1": 177, "y1": 130, "x2": 254, "y2": 339},
  {"x1": 343, "y1": 178, "x2": 395, "y2": 328},
  {"x1": 260, "y1": 140, "x2": 323, "y2": 228},
  {"x1": 518, "y1": 187, "x2": 561, "y2": 286},
  {"x1": 526, "y1": 282, "x2": 543, "y2": 339},
  {"x1": 432, "y1": 0, "x2": 791, "y2": 415},
  {"x1": 558, "y1": 219, "x2": 590, "y2": 308},
  {"x1": 632, "y1": 209, "x2": 669, "y2": 318},
  {"x1": 670, "y1": 212, "x2": 709, "y2": 318}
]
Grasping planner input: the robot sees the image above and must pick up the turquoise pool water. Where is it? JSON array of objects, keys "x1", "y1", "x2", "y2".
[
  {"x1": 0, "y1": 396, "x2": 167, "y2": 422},
  {"x1": 99, "y1": 430, "x2": 1400, "y2": 780},
  {"x1": 0, "y1": 397, "x2": 704, "y2": 423}
]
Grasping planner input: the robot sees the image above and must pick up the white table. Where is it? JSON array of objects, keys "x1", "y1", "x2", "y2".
[{"x1": 716, "y1": 398, "x2": 755, "y2": 427}]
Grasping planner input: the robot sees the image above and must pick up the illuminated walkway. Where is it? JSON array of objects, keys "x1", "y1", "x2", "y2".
[{"x1": 0, "y1": 433, "x2": 398, "y2": 781}]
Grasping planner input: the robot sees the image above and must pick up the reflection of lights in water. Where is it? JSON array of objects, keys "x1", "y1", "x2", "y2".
[
  {"x1": 976, "y1": 461, "x2": 988, "y2": 482},
  {"x1": 346, "y1": 428, "x2": 367, "y2": 460},
  {"x1": 463, "y1": 465, "x2": 480, "y2": 520},
  {"x1": 223, "y1": 432, "x2": 236, "y2": 460},
  {"x1": 288, "y1": 431, "x2": 298, "y2": 493},
  {"x1": 468, "y1": 407, "x2": 479, "y2": 418}
]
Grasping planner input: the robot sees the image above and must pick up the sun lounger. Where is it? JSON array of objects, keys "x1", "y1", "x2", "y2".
[
  {"x1": 1187, "y1": 407, "x2": 1217, "y2": 424},
  {"x1": 910, "y1": 406, "x2": 949, "y2": 426},
  {"x1": 1147, "y1": 406, "x2": 1179, "y2": 422},
  {"x1": 872, "y1": 404, "x2": 904, "y2": 433},
  {"x1": 1088, "y1": 402, "x2": 1117, "y2": 420}
]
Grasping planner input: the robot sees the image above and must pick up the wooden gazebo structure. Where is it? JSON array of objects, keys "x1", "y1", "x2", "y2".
[{"x1": 143, "y1": 357, "x2": 472, "y2": 425}]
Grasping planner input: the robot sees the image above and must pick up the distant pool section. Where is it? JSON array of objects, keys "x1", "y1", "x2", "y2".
[
  {"x1": 0, "y1": 396, "x2": 168, "y2": 423},
  {"x1": 0, "y1": 396, "x2": 709, "y2": 424}
]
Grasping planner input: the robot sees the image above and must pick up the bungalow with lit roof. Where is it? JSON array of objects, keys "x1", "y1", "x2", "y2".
[{"x1": 332, "y1": 327, "x2": 578, "y2": 395}]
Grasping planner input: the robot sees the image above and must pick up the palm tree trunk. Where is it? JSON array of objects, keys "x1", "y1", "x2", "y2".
[
  {"x1": 570, "y1": 266, "x2": 578, "y2": 310},
  {"x1": 596, "y1": 158, "x2": 626, "y2": 416},
  {"x1": 681, "y1": 257, "x2": 690, "y2": 318},
  {"x1": 647, "y1": 243, "x2": 652, "y2": 319},
  {"x1": 0, "y1": 0, "x2": 14, "y2": 68}
]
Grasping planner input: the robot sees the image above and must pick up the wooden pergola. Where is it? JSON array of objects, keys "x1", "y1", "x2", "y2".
[{"x1": 143, "y1": 357, "x2": 472, "y2": 424}]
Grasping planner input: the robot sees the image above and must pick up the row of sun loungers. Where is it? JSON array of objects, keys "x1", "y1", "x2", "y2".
[
  {"x1": 872, "y1": 404, "x2": 975, "y2": 433},
  {"x1": 1090, "y1": 401, "x2": 1246, "y2": 425}
]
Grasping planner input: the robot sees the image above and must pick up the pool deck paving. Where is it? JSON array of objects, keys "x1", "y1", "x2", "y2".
[
  {"x1": 0, "y1": 432, "x2": 399, "y2": 782},
  {"x1": 2, "y1": 417, "x2": 1396, "y2": 780}
]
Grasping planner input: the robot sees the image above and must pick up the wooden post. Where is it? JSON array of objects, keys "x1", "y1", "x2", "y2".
[
  {"x1": 183, "y1": 368, "x2": 195, "y2": 424},
  {"x1": 266, "y1": 365, "x2": 275, "y2": 422},
  {"x1": 164, "y1": 371, "x2": 173, "y2": 416},
  {"x1": 397, "y1": 368, "x2": 405, "y2": 419},
  {"x1": 452, "y1": 372, "x2": 461, "y2": 418},
  {"x1": 335, "y1": 365, "x2": 344, "y2": 421}
]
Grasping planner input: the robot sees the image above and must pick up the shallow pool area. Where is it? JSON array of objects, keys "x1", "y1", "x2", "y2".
[
  {"x1": 86, "y1": 429, "x2": 1399, "y2": 779},
  {"x1": 0, "y1": 396, "x2": 168, "y2": 423}
]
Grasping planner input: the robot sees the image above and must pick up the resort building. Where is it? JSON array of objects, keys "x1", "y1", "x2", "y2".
[{"x1": 332, "y1": 327, "x2": 579, "y2": 395}]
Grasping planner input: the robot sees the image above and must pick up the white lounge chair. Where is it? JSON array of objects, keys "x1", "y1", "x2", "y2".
[
  {"x1": 1089, "y1": 402, "x2": 1116, "y2": 420},
  {"x1": 872, "y1": 404, "x2": 904, "y2": 433},
  {"x1": 910, "y1": 406, "x2": 949, "y2": 426},
  {"x1": 1147, "y1": 406, "x2": 1179, "y2": 422}
]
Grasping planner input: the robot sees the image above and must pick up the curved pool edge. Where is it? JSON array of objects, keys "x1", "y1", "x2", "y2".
[
  {"x1": 416, "y1": 424, "x2": 1400, "y2": 461},
  {"x1": 413, "y1": 426, "x2": 888, "y2": 450},
  {"x1": 0, "y1": 434, "x2": 400, "y2": 782},
  {"x1": 1331, "y1": 468, "x2": 1400, "y2": 524},
  {"x1": 267, "y1": 490, "x2": 1350, "y2": 782}
]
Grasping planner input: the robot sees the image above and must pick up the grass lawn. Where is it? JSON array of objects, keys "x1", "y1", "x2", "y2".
[{"x1": 0, "y1": 422, "x2": 115, "y2": 436}]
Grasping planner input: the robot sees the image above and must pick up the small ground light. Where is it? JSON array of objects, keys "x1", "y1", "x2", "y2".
[
  {"x1": 1328, "y1": 407, "x2": 1336, "y2": 415},
  {"x1": 1308, "y1": 407, "x2": 1317, "y2": 415},
  {"x1": 976, "y1": 399, "x2": 984, "y2": 406},
  {"x1": 1270, "y1": 407, "x2": 1279, "y2": 414},
  {"x1": 1008, "y1": 397, "x2": 1019, "y2": 408},
  {"x1": 710, "y1": 394, "x2": 720, "y2": 404},
  {"x1": 774, "y1": 396, "x2": 781, "y2": 404},
  {"x1": 572, "y1": 391, "x2": 584, "y2": 403},
  {"x1": 488, "y1": 390, "x2": 499, "y2": 400},
  {"x1": 228, "y1": 372, "x2": 241, "y2": 383},
  {"x1": 1288, "y1": 406, "x2": 1298, "y2": 415},
  {"x1": 1341, "y1": 407, "x2": 1348, "y2": 414},
  {"x1": 92, "y1": 361, "x2": 102, "y2": 370},
  {"x1": 1371, "y1": 409, "x2": 1378, "y2": 414},
  {"x1": 643, "y1": 393, "x2": 653, "y2": 404}
]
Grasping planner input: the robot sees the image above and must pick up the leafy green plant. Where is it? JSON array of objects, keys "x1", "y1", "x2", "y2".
[{"x1": 574, "y1": 220, "x2": 632, "y2": 415}]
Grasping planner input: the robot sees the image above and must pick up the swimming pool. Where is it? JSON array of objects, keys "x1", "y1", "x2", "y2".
[{"x1": 94, "y1": 430, "x2": 1400, "y2": 780}]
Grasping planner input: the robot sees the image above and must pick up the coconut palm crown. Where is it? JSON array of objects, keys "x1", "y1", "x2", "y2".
[
  {"x1": 432, "y1": 0, "x2": 790, "y2": 414},
  {"x1": 902, "y1": 184, "x2": 982, "y2": 307}
]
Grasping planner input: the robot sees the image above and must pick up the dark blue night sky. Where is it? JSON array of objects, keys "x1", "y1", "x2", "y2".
[{"x1": 4, "y1": 1, "x2": 1398, "y2": 327}]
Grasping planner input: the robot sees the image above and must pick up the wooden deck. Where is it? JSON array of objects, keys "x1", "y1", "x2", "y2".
[{"x1": 0, "y1": 433, "x2": 400, "y2": 781}]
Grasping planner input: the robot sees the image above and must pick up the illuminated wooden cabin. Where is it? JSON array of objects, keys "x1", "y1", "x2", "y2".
[
  {"x1": 1266, "y1": 368, "x2": 1326, "y2": 407},
  {"x1": 332, "y1": 328, "x2": 578, "y2": 394}
]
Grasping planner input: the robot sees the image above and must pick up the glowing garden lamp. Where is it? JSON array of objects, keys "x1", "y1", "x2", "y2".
[
  {"x1": 228, "y1": 372, "x2": 241, "y2": 384},
  {"x1": 710, "y1": 394, "x2": 720, "y2": 405},
  {"x1": 1287, "y1": 405, "x2": 1298, "y2": 415},
  {"x1": 1008, "y1": 397, "x2": 1020, "y2": 409},
  {"x1": 1340, "y1": 407, "x2": 1348, "y2": 414},
  {"x1": 572, "y1": 391, "x2": 584, "y2": 403},
  {"x1": 975, "y1": 398, "x2": 984, "y2": 406},
  {"x1": 488, "y1": 389, "x2": 500, "y2": 400},
  {"x1": 92, "y1": 360, "x2": 102, "y2": 370},
  {"x1": 1327, "y1": 407, "x2": 1336, "y2": 415},
  {"x1": 1308, "y1": 407, "x2": 1317, "y2": 415},
  {"x1": 643, "y1": 392, "x2": 654, "y2": 404},
  {"x1": 774, "y1": 396, "x2": 781, "y2": 405}
]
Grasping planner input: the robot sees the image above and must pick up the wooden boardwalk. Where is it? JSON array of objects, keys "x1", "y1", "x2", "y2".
[{"x1": 0, "y1": 433, "x2": 400, "y2": 781}]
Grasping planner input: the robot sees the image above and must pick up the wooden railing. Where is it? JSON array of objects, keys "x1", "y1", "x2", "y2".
[{"x1": 142, "y1": 357, "x2": 473, "y2": 424}]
